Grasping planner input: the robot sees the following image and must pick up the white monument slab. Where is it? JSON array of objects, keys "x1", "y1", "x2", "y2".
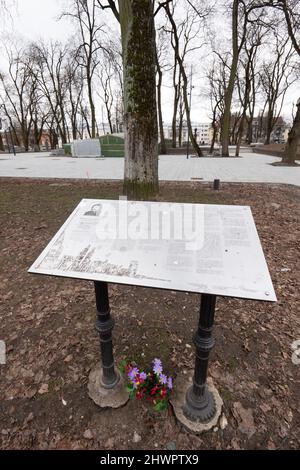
[
  {"x1": 28, "y1": 199, "x2": 276, "y2": 302},
  {"x1": 71, "y1": 139, "x2": 101, "y2": 158}
]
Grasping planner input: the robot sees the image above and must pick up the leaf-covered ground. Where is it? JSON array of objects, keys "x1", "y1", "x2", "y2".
[{"x1": 0, "y1": 178, "x2": 299, "y2": 450}]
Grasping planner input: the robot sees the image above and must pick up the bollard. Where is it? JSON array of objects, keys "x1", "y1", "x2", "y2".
[{"x1": 213, "y1": 179, "x2": 220, "y2": 191}]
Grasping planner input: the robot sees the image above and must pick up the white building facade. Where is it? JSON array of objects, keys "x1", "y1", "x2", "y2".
[{"x1": 163, "y1": 122, "x2": 214, "y2": 146}]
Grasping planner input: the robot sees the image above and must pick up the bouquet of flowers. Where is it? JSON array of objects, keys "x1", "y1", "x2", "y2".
[{"x1": 120, "y1": 358, "x2": 173, "y2": 412}]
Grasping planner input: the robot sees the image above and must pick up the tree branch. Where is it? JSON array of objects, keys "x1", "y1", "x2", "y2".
[
  {"x1": 97, "y1": 0, "x2": 120, "y2": 22},
  {"x1": 154, "y1": 0, "x2": 172, "y2": 17}
]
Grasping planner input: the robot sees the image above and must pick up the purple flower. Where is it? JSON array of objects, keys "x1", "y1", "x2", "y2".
[
  {"x1": 153, "y1": 358, "x2": 162, "y2": 368},
  {"x1": 128, "y1": 367, "x2": 139, "y2": 382},
  {"x1": 153, "y1": 363, "x2": 163, "y2": 375},
  {"x1": 159, "y1": 374, "x2": 167, "y2": 385},
  {"x1": 140, "y1": 372, "x2": 147, "y2": 381},
  {"x1": 167, "y1": 377, "x2": 173, "y2": 390},
  {"x1": 153, "y1": 358, "x2": 163, "y2": 375}
]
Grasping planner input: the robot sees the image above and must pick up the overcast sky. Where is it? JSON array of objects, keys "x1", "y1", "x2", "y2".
[
  {"x1": 11, "y1": 0, "x2": 69, "y2": 41},
  {"x1": 1, "y1": 0, "x2": 299, "y2": 125}
]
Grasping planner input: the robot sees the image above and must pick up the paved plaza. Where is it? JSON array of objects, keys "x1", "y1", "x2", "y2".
[{"x1": 0, "y1": 151, "x2": 299, "y2": 186}]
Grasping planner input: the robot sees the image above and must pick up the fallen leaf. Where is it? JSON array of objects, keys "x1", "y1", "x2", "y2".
[{"x1": 38, "y1": 384, "x2": 49, "y2": 395}]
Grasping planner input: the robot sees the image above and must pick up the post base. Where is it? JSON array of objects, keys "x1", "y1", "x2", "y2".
[
  {"x1": 170, "y1": 373, "x2": 223, "y2": 434},
  {"x1": 183, "y1": 385, "x2": 216, "y2": 423},
  {"x1": 88, "y1": 364, "x2": 129, "y2": 409}
]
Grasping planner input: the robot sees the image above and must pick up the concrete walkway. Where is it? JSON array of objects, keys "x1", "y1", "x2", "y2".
[{"x1": 0, "y1": 151, "x2": 299, "y2": 186}]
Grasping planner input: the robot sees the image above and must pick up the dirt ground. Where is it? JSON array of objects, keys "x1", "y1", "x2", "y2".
[{"x1": 0, "y1": 178, "x2": 299, "y2": 450}]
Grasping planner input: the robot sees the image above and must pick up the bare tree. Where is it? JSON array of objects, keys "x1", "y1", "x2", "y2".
[
  {"x1": 0, "y1": 0, "x2": 15, "y2": 22},
  {"x1": 221, "y1": 1, "x2": 241, "y2": 156},
  {"x1": 155, "y1": 28, "x2": 169, "y2": 154},
  {"x1": 269, "y1": 0, "x2": 300, "y2": 164},
  {"x1": 64, "y1": 0, "x2": 108, "y2": 138},
  {"x1": 206, "y1": 55, "x2": 228, "y2": 154},
  {"x1": 233, "y1": 0, "x2": 300, "y2": 163},
  {"x1": 220, "y1": 0, "x2": 272, "y2": 156},
  {"x1": 257, "y1": 0, "x2": 300, "y2": 55},
  {"x1": 163, "y1": 1, "x2": 205, "y2": 157},
  {"x1": 0, "y1": 44, "x2": 37, "y2": 151},
  {"x1": 165, "y1": 10, "x2": 189, "y2": 149},
  {"x1": 235, "y1": 24, "x2": 265, "y2": 156},
  {"x1": 30, "y1": 41, "x2": 70, "y2": 144},
  {"x1": 259, "y1": 35, "x2": 296, "y2": 144},
  {"x1": 29, "y1": 84, "x2": 50, "y2": 151},
  {"x1": 171, "y1": 51, "x2": 181, "y2": 148},
  {"x1": 65, "y1": 55, "x2": 85, "y2": 141},
  {"x1": 284, "y1": 98, "x2": 300, "y2": 164},
  {"x1": 97, "y1": 57, "x2": 114, "y2": 133}
]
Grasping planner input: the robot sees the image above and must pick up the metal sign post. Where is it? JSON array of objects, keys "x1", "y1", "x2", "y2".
[
  {"x1": 183, "y1": 294, "x2": 217, "y2": 422},
  {"x1": 94, "y1": 281, "x2": 119, "y2": 389}
]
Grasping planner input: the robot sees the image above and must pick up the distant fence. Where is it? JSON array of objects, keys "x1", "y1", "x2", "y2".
[{"x1": 100, "y1": 135, "x2": 125, "y2": 158}]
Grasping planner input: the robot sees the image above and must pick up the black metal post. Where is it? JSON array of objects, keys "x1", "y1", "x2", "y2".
[
  {"x1": 94, "y1": 281, "x2": 119, "y2": 389},
  {"x1": 213, "y1": 179, "x2": 220, "y2": 191},
  {"x1": 183, "y1": 294, "x2": 217, "y2": 422}
]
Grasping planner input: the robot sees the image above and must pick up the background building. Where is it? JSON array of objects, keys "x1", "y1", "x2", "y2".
[{"x1": 163, "y1": 122, "x2": 214, "y2": 146}]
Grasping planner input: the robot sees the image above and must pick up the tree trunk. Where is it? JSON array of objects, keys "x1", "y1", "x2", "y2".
[
  {"x1": 72, "y1": 120, "x2": 77, "y2": 141},
  {"x1": 235, "y1": 117, "x2": 244, "y2": 157},
  {"x1": 22, "y1": 127, "x2": 29, "y2": 152},
  {"x1": 178, "y1": 96, "x2": 184, "y2": 147},
  {"x1": 172, "y1": 88, "x2": 179, "y2": 148},
  {"x1": 247, "y1": 83, "x2": 255, "y2": 144},
  {"x1": 164, "y1": 4, "x2": 202, "y2": 157},
  {"x1": 182, "y1": 74, "x2": 202, "y2": 156},
  {"x1": 209, "y1": 124, "x2": 217, "y2": 154},
  {"x1": 0, "y1": 133, "x2": 4, "y2": 151},
  {"x1": 87, "y1": 74, "x2": 96, "y2": 138},
  {"x1": 33, "y1": 119, "x2": 41, "y2": 152},
  {"x1": 282, "y1": 100, "x2": 300, "y2": 164},
  {"x1": 246, "y1": 116, "x2": 253, "y2": 144},
  {"x1": 221, "y1": 0, "x2": 239, "y2": 157},
  {"x1": 119, "y1": 0, "x2": 159, "y2": 199},
  {"x1": 209, "y1": 107, "x2": 218, "y2": 154},
  {"x1": 57, "y1": 88, "x2": 68, "y2": 144},
  {"x1": 171, "y1": 62, "x2": 180, "y2": 148},
  {"x1": 236, "y1": 66, "x2": 251, "y2": 156},
  {"x1": 105, "y1": 101, "x2": 114, "y2": 134},
  {"x1": 265, "y1": 106, "x2": 273, "y2": 145},
  {"x1": 156, "y1": 47, "x2": 167, "y2": 155},
  {"x1": 50, "y1": 130, "x2": 58, "y2": 150}
]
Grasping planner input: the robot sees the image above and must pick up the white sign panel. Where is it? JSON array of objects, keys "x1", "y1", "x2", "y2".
[{"x1": 28, "y1": 199, "x2": 276, "y2": 302}]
